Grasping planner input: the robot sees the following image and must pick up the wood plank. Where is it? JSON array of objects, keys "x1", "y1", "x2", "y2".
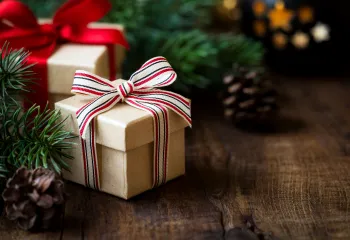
[
  {"x1": 2, "y1": 77, "x2": 350, "y2": 239},
  {"x1": 60, "y1": 183, "x2": 91, "y2": 239},
  {"x1": 204, "y1": 77, "x2": 350, "y2": 239}
]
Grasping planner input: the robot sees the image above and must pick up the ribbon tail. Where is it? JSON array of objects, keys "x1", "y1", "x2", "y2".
[
  {"x1": 76, "y1": 92, "x2": 121, "y2": 139},
  {"x1": 126, "y1": 99, "x2": 170, "y2": 187},
  {"x1": 80, "y1": 118, "x2": 100, "y2": 190}
]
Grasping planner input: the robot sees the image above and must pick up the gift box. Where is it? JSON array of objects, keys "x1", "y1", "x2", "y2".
[
  {"x1": 56, "y1": 95, "x2": 188, "y2": 199},
  {"x1": 39, "y1": 19, "x2": 126, "y2": 103},
  {"x1": 55, "y1": 57, "x2": 192, "y2": 199},
  {"x1": 0, "y1": 0, "x2": 129, "y2": 108}
]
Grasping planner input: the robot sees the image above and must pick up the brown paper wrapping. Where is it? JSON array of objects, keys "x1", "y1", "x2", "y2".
[
  {"x1": 39, "y1": 19, "x2": 126, "y2": 105},
  {"x1": 55, "y1": 95, "x2": 188, "y2": 199}
]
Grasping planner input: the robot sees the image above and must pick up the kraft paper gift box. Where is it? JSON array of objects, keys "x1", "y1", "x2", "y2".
[
  {"x1": 38, "y1": 19, "x2": 127, "y2": 106},
  {"x1": 55, "y1": 95, "x2": 189, "y2": 199}
]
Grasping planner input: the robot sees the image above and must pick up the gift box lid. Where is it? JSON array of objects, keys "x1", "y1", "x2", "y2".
[{"x1": 55, "y1": 95, "x2": 189, "y2": 152}]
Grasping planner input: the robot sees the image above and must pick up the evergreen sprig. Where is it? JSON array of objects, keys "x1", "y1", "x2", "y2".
[
  {"x1": 139, "y1": 0, "x2": 215, "y2": 31},
  {"x1": 0, "y1": 43, "x2": 35, "y2": 105},
  {"x1": 104, "y1": 0, "x2": 214, "y2": 31},
  {"x1": 103, "y1": 0, "x2": 264, "y2": 92},
  {"x1": 0, "y1": 44, "x2": 74, "y2": 181},
  {"x1": 1, "y1": 104, "x2": 74, "y2": 174}
]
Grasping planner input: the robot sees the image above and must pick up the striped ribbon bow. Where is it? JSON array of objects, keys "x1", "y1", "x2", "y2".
[{"x1": 71, "y1": 57, "x2": 192, "y2": 190}]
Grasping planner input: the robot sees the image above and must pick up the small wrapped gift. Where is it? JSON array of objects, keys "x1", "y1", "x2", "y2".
[
  {"x1": 41, "y1": 20, "x2": 126, "y2": 104},
  {"x1": 55, "y1": 57, "x2": 192, "y2": 199},
  {"x1": 0, "y1": 0, "x2": 129, "y2": 108}
]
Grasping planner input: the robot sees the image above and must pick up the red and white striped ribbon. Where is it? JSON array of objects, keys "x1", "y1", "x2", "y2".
[{"x1": 71, "y1": 57, "x2": 192, "y2": 190}]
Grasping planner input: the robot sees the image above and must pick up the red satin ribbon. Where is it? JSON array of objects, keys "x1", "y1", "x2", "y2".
[{"x1": 0, "y1": 0, "x2": 129, "y2": 108}]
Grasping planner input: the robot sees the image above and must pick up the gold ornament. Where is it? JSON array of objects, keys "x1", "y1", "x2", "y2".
[
  {"x1": 253, "y1": 0, "x2": 267, "y2": 17},
  {"x1": 253, "y1": 20, "x2": 267, "y2": 37},
  {"x1": 292, "y1": 31, "x2": 309, "y2": 49},
  {"x1": 311, "y1": 22, "x2": 330, "y2": 42},
  {"x1": 298, "y1": 6, "x2": 314, "y2": 24},
  {"x1": 268, "y1": 0, "x2": 294, "y2": 30},
  {"x1": 272, "y1": 33, "x2": 288, "y2": 49}
]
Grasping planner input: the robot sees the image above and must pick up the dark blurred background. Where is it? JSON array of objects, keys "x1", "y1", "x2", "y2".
[{"x1": 240, "y1": 0, "x2": 350, "y2": 76}]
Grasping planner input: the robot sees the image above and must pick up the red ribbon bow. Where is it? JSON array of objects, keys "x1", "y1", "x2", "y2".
[{"x1": 0, "y1": 0, "x2": 129, "y2": 107}]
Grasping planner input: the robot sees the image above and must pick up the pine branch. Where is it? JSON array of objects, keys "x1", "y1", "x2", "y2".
[
  {"x1": 2, "y1": 104, "x2": 75, "y2": 174},
  {"x1": 141, "y1": 0, "x2": 216, "y2": 31},
  {"x1": 104, "y1": 0, "x2": 264, "y2": 92},
  {"x1": 104, "y1": 0, "x2": 215, "y2": 31},
  {"x1": 0, "y1": 44, "x2": 75, "y2": 180},
  {"x1": 104, "y1": 0, "x2": 144, "y2": 30},
  {"x1": 0, "y1": 43, "x2": 35, "y2": 105}
]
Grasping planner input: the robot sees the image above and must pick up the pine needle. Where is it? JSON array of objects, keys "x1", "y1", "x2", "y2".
[
  {"x1": 0, "y1": 43, "x2": 35, "y2": 101},
  {"x1": 0, "y1": 44, "x2": 75, "y2": 180}
]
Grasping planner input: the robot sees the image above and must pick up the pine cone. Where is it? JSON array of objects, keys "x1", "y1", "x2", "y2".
[
  {"x1": 2, "y1": 167, "x2": 66, "y2": 231},
  {"x1": 222, "y1": 66, "x2": 278, "y2": 124}
]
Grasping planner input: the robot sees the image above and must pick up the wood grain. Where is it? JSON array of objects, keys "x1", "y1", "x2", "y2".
[{"x1": 1, "y1": 76, "x2": 350, "y2": 239}]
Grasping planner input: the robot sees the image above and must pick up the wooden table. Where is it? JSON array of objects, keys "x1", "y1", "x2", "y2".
[{"x1": 1, "y1": 76, "x2": 350, "y2": 239}]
